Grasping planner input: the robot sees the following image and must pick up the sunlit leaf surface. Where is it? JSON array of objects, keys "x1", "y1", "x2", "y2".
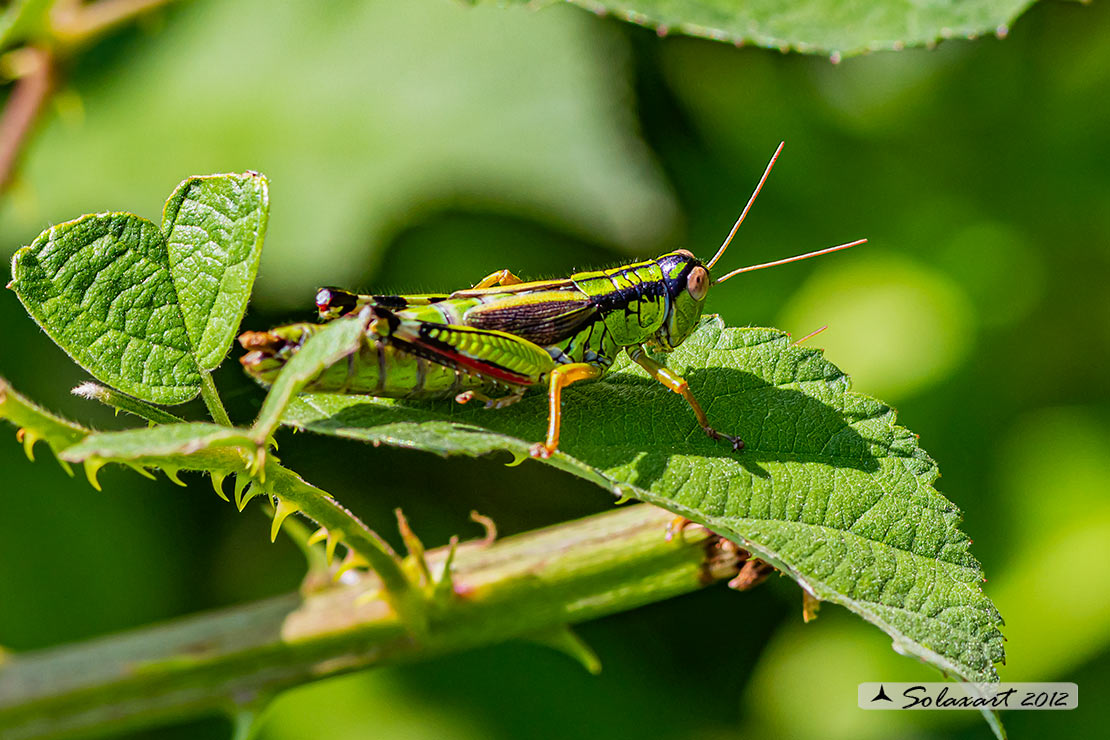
[{"x1": 281, "y1": 317, "x2": 1006, "y2": 694}]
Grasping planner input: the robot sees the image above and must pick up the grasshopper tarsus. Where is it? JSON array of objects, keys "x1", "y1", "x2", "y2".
[
  {"x1": 529, "y1": 442, "x2": 554, "y2": 460},
  {"x1": 456, "y1": 389, "x2": 525, "y2": 410},
  {"x1": 664, "y1": 515, "x2": 693, "y2": 542},
  {"x1": 704, "y1": 426, "x2": 745, "y2": 452}
]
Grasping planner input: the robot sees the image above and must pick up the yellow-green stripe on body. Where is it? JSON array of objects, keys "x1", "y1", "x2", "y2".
[{"x1": 240, "y1": 323, "x2": 497, "y2": 398}]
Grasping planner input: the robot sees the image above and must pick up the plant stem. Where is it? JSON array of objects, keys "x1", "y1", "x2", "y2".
[
  {"x1": 198, "y1": 371, "x2": 231, "y2": 427},
  {"x1": 50, "y1": 0, "x2": 178, "y2": 46},
  {"x1": 71, "y1": 382, "x2": 185, "y2": 425},
  {"x1": 264, "y1": 461, "x2": 423, "y2": 632},
  {"x1": 0, "y1": 46, "x2": 54, "y2": 192},
  {"x1": 0, "y1": 504, "x2": 747, "y2": 740}
]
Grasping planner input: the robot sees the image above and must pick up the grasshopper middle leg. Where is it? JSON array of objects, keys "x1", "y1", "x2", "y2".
[
  {"x1": 455, "y1": 388, "x2": 526, "y2": 409},
  {"x1": 628, "y1": 346, "x2": 744, "y2": 451}
]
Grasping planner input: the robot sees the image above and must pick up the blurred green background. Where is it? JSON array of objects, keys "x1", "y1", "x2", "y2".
[{"x1": 2, "y1": 0, "x2": 1108, "y2": 738}]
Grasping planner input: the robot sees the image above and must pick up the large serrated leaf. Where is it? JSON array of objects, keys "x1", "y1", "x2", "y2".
[
  {"x1": 278, "y1": 318, "x2": 1005, "y2": 705},
  {"x1": 9, "y1": 213, "x2": 202, "y2": 404},
  {"x1": 163, "y1": 173, "x2": 270, "y2": 371},
  {"x1": 501, "y1": 0, "x2": 1036, "y2": 56}
]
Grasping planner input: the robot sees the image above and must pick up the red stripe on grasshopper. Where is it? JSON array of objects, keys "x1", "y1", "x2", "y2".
[{"x1": 390, "y1": 322, "x2": 542, "y2": 387}]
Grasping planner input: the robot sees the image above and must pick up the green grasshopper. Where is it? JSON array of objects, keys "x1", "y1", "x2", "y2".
[{"x1": 239, "y1": 143, "x2": 865, "y2": 458}]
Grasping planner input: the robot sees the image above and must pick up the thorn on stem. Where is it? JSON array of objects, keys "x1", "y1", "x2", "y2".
[
  {"x1": 83, "y1": 456, "x2": 105, "y2": 491},
  {"x1": 469, "y1": 511, "x2": 497, "y2": 546},
  {"x1": 270, "y1": 498, "x2": 301, "y2": 543},
  {"x1": 211, "y1": 471, "x2": 229, "y2": 502}
]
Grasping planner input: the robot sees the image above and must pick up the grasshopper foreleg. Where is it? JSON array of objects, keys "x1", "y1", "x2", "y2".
[
  {"x1": 529, "y1": 362, "x2": 605, "y2": 459},
  {"x1": 628, "y1": 346, "x2": 744, "y2": 452}
]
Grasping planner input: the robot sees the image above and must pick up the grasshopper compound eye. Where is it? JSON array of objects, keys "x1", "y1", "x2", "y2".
[
  {"x1": 315, "y1": 287, "x2": 358, "y2": 318},
  {"x1": 686, "y1": 266, "x2": 709, "y2": 301}
]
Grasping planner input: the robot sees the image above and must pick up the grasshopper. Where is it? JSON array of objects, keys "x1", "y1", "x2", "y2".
[{"x1": 239, "y1": 143, "x2": 865, "y2": 458}]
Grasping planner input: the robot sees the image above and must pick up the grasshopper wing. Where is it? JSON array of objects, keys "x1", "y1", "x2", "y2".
[
  {"x1": 390, "y1": 318, "x2": 557, "y2": 386},
  {"x1": 463, "y1": 290, "x2": 597, "y2": 347}
]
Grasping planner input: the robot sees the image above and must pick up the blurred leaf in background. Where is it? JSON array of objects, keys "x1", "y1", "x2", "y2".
[
  {"x1": 0, "y1": 0, "x2": 677, "y2": 308},
  {"x1": 1, "y1": 0, "x2": 1108, "y2": 739},
  {"x1": 483, "y1": 0, "x2": 1038, "y2": 56}
]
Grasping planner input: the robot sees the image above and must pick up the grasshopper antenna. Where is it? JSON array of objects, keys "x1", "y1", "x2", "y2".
[
  {"x1": 706, "y1": 141, "x2": 784, "y2": 271},
  {"x1": 713, "y1": 238, "x2": 868, "y2": 285}
]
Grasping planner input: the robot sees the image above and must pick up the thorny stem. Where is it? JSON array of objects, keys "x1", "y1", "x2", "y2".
[
  {"x1": 71, "y1": 382, "x2": 186, "y2": 425},
  {"x1": 0, "y1": 376, "x2": 415, "y2": 633},
  {"x1": 262, "y1": 461, "x2": 424, "y2": 632},
  {"x1": 0, "y1": 504, "x2": 749, "y2": 740}
]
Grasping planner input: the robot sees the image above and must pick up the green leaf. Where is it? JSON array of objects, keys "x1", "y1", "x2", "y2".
[
  {"x1": 249, "y1": 314, "x2": 370, "y2": 445},
  {"x1": 57, "y1": 422, "x2": 254, "y2": 490},
  {"x1": 59, "y1": 423, "x2": 253, "y2": 469},
  {"x1": 9, "y1": 213, "x2": 202, "y2": 404},
  {"x1": 500, "y1": 0, "x2": 1034, "y2": 56},
  {"x1": 279, "y1": 318, "x2": 1006, "y2": 698},
  {"x1": 162, "y1": 173, "x2": 270, "y2": 371}
]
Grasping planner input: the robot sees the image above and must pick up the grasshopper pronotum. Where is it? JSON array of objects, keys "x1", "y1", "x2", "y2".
[{"x1": 239, "y1": 143, "x2": 865, "y2": 458}]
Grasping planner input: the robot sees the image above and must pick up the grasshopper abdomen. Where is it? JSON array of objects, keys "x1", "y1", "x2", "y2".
[{"x1": 239, "y1": 322, "x2": 501, "y2": 399}]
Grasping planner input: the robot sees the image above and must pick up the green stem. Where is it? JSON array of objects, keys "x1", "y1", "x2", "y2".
[
  {"x1": 0, "y1": 505, "x2": 747, "y2": 740},
  {"x1": 198, "y1": 371, "x2": 231, "y2": 427},
  {"x1": 71, "y1": 382, "x2": 185, "y2": 425}
]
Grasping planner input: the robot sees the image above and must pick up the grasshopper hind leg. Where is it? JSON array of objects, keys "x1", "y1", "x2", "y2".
[{"x1": 530, "y1": 362, "x2": 606, "y2": 459}]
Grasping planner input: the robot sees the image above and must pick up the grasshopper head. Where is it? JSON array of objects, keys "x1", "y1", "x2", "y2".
[{"x1": 655, "y1": 249, "x2": 710, "y2": 350}]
